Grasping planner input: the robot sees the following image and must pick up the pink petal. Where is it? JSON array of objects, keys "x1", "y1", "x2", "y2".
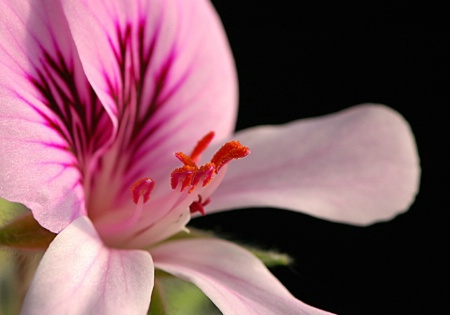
[
  {"x1": 152, "y1": 238, "x2": 333, "y2": 315},
  {"x1": 206, "y1": 104, "x2": 420, "y2": 225},
  {"x1": 0, "y1": 1, "x2": 113, "y2": 233},
  {"x1": 60, "y1": 0, "x2": 237, "y2": 213},
  {"x1": 22, "y1": 216, "x2": 153, "y2": 315}
]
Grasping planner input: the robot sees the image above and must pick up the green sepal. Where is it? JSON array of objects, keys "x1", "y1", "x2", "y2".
[
  {"x1": 0, "y1": 211, "x2": 56, "y2": 250},
  {"x1": 244, "y1": 246, "x2": 292, "y2": 267},
  {"x1": 156, "y1": 228, "x2": 292, "y2": 268},
  {"x1": 149, "y1": 270, "x2": 220, "y2": 315}
]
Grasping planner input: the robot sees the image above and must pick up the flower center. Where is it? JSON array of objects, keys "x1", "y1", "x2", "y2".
[
  {"x1": 120, "y1": 132, "x2": 249, "y2": 241},
  {"x1": 95, "y1": 132, "x2": 250, "y2": 247}
]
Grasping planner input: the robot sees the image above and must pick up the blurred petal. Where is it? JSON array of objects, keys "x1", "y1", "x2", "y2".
[
  {"x1": 207, "y1": 104, "x2": 420, "y2": 225},
  {"x1": 22, "y1": 216, "x2": 153, "y2": 315},
  {"x1": 61, "y1": 0, "x2": 237, "y2": 213},
  {"x1": 0, "y1": 1, "x2": 113, "y2": 232},
  {"x1": 152, "y1": 238, "x2": 332, "y2": 315}
]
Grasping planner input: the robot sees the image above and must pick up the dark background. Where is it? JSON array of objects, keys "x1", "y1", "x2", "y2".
[{"x1": 192, "y1": 2, "x2": 448, "y2": 314}]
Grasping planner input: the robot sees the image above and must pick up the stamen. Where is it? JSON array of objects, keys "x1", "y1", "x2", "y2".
[
  {"x1": 100, "y1": 178, "x2": 155, "y2": 237},
  {"x1": 190, "y1": 131, "x2": 215, "y2": 162},
  {"x1": 175, "y1": 152, "x2": 197, "y2": 167},
  {"x1": 191, "y1": 163, "x2": 215, "y2": 189},
  {"x1": 211, "y1": 140, "x2": 251, "y2": 173},
  {"x1": 170, "y1": 132, "x2": 250, "y2": 193},
  {"x1": 131, "y1": 178, "x2": 155, "y2": 204},
  {"x1": 189, "y1": 195, "x2": 210, "y2": 216},
  {"x1": 171, "y1": 166, "x2": 196, "y2": 191}
]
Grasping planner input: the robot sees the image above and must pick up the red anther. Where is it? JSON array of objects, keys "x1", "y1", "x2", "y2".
[
  {"x1": 191, "y1": 163, "x2": 215, "y2": 189},
  {"x1": 211, "y1": 141, "x2": 250, "y2": 173},
  {"x1": 171, "y1": 165, "x2": 196, "y2": 191},
  {"x1": 190, "y1": 131, "x2": 215, "y2": 162},
  {"x1": 131, "y1": 178, "x2": 155, "y2": 204},
  {"x1": 189, "y1": 195, "x2": 210, "y2": 216},
  {"x1": 170, "y1": 133, "x2": 250, "y2": 193},
  {"x1": 175, "y1": 152, "x2": 197, "y2": 167}
]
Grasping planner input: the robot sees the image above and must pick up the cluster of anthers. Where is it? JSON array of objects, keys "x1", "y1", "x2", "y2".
[
  {"x1": 171, "y1": 131, "x2": 250, "y2": 215},
  {"x1": 131, "y1": 132, "x2": 250, "y2": 216}
]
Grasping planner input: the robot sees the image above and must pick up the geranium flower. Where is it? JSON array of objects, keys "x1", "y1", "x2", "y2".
[{"x1": 0, "y1": 0, "x2": 419, "y2": 314}]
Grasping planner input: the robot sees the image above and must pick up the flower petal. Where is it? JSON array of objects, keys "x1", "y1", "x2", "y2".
[
  {"x1": 22, "y1": 216, "x2": 153, "y2": 315},
  {"x1": 207, "y1": 105, "x2": 420, "y2": 225},
  {"x1": 61, "y1": 0, "x2": 237, "y2": 212},
  {"x1": 0, "y1": 1, "x2": 113, "y2": 232},
  {"x1": 152, "y1": 238, "x2": 332, "y2": 315}
]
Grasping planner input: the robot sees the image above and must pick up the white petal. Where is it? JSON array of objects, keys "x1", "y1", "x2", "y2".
[
  {"x1": 22, "y1": 216, "x2": 153, "y2": 315},
  {"x1": 207, "y1": 105, "x2": 420, "y2": 225}
]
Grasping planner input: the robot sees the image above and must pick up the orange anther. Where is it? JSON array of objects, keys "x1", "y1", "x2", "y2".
[
  {"x1": 210, "y1": 141, "x2": 250, "y2": 173},
  {"x1": 175, "y1": 152, "x2": 197, "y2": 167},
  {"x1": 190, "y1": 131, "x2": 215, "y2": 162},
  {"x1": 170, "y1": 133, "x2": 250, "y2": 193}
]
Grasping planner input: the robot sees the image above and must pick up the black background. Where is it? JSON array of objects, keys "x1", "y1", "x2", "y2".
[{"x1": 191, "y1": 2, "x2": 449, "y2": 314}]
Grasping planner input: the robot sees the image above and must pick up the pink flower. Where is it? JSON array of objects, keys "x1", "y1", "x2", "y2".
[{"x1": 0, "y1": 0, "x2": 419, "y2": 314}]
